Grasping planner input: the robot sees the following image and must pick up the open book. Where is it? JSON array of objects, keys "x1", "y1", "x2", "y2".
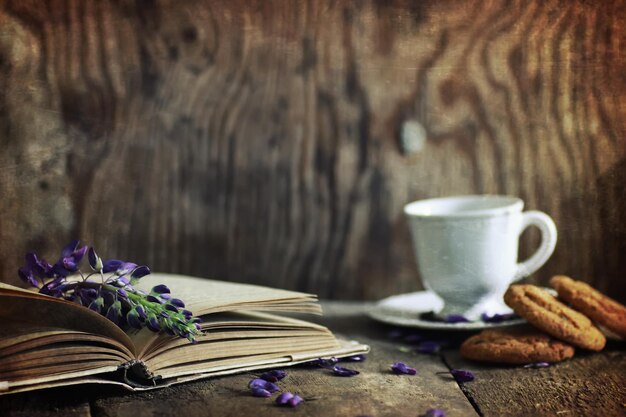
[{"x1": 0, "y1": 274, "x2": 368, "y2": 395}]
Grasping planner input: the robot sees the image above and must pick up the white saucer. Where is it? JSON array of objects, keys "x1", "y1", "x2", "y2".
[{"x1": 369, "y1": 290, "x2": 526, "y2": 330}]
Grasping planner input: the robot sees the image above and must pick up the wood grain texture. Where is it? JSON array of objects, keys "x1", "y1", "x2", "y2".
[
  {"x1": 0, "y1": 0, "x2": 624, "y2": 300},
  {"x1": 443, "y1": 344, "x2": 626, "y2": 417}
]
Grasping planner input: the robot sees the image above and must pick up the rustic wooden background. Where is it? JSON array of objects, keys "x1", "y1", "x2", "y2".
[{"x1": 0, "y1": 0, "x2": 624, "y2": 301}]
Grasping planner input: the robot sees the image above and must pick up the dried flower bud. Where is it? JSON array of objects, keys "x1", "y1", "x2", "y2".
[{"x1": 18, "y1": 267, "x2": 39, "y2": 288}]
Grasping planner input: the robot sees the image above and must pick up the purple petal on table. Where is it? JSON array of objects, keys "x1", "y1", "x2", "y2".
[
  {"x1": 391, "y1": 362, "x2": 417, "y2": 375},
  {"x1": 275, "y1": 392, "x2": 294, "y2": 405},
  {"x1": 523, "y1": 362, "x2": 550, "y2": 368},
  {"x1": 415, "y1": 341, "x2": 442, "y2": 354},
  {"x1": 422, "y1": 408, "x2": 446, "y2": 417},
  {"x1": 444, "y1": 314, "x2": 470, "y2": 323},
  {"x1": 311, "y1": 357, "x2": 339, "y2": 368},
  {"x1": 332, "y1": 366, "x2": 360, "y2": 377},
  {"x1": 260, "y1": 370, "x2": 287, "y2": 382},
  {"x1": 287, "y1": 394, "x2": 303, "y2": 407},
  {"x1": 341, "y1": 354, "x2": 367, "y2": 362},
  {"x1": 251, "y1": 387, "x2": 272, "y2": 398},
  {"x1": 450, "y1": 369, "x2": 475, "y2": 382},
  {"x1": 248, "y1": 378, "x2": 279, "y2": 393}
]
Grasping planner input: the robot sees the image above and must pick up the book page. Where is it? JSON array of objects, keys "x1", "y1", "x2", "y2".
[
  {"x1": 0, "y1": 283, "x2": 136, "y2": 352},
  {"x1": 135, "y1": 273, "x2": 322, "y2": 316}
]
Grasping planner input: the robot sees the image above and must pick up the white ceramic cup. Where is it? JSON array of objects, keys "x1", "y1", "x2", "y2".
[{"x1": 404, "y1": 195, "x2": 557, "y2": 320}]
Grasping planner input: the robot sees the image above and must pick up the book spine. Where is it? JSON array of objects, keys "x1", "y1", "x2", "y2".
[{"x1": 118, "y1": 360, "x2": 161, "y2": 388}]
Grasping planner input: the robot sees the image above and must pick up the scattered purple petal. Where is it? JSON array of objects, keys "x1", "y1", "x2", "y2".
[
  {"x1": 341, "y1": 354, "x2": 367, "y2": 362},
  {"x1": 422, "y1": 409, "x2": 446, "y2": 417},
  {"x1": 444, "y1": 314, "x2": 470, "y2": 323},
  {"x1": 481, "y1": 312, "x2": 518, "y2": 323},
  {"x1": 260, "y1": 370, "x2": 287, "y2": 382},
  {"x1": 248, "y1": 378, "x2": 279, "y2": 393},
  {"x1": 449, "y1": 369, "x2": 475, "y2": 382},
  {"x1": 391, "y1": 362, "x2": 417, "y2": 375},
  {"x1": 251, "y1": 387, "x2": 272, "y2": 398},
  {"x1": 523, "y1": 362, "x2": 550, "y2": 368},
  {"x1": 287, "y1": 394, "x2": 303, "y2": 407},
  {"x1": 332, "y1": 366, "x2": 360, "y2": 377},
  {"x1": 311, "y1": 357, "x2": 339, "y2": 368},
  {"x1": 275, "y1": 392, "x2": 294, "y2": 405}
]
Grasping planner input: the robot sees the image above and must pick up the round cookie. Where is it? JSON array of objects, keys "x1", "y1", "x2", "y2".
[
  {"x1": 460, "y1": 325, "x2": 575, "y2": 364},
  {"x1": 550, "y1": 275, "x2": 626, "y2": 339},
  {"x1": 504, "y1": 285, "x2": 606, "y2": 351}
]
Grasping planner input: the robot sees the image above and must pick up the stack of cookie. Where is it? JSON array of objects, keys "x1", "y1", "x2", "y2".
[{"x1": 460, "y1": 275, "x2": 626, "y2": 364}]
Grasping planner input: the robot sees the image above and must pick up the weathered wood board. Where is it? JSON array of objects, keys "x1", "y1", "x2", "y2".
[{"x1": 0, "y1": 0, "x2": 625, "y2": 300}]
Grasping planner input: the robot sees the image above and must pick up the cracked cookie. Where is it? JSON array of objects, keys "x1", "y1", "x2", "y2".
[
  {"x1": 504, "y1": 285, "x2": 606, "y2": 351},
  {"x1": 550, "y1": 275, "x2": 626, "y2": 339}
]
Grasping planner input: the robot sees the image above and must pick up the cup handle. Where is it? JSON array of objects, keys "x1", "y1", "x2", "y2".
[{"x1": 513, "y1": 211, "x2": 558, "y2": 281}]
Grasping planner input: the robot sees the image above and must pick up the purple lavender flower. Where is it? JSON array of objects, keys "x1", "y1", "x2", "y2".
[
  {"x1": 391, "y1": 362, "x2": 417, "y2": 375},
  {"x1": 151, "y1": 284, "x2": 170, "y2": 294},
  {"x1": 169, "y1": 298, "x2": 185, "y2": 308},
  {"x1": 275, "y1": 392, "x2": 294, "y2": 405},
  {"x1": 260, "y1": 370, "x2": 287, "y2": 382},
  {"x1": 523, "y1": 362, "x2": 550, "y2": 368},
  {"x1": 332, "y1": 366, "x2": 360, "y2": 377},
  {"x1": 17, "y1": 242, "x2": 200, "y2": 342},
  {"x1": 422, "y1": 409, "x2": 446, "y2": 417},
  {"x1": 18, "y1": 267, "x2": 39, "y2": 287},
  {"x1": 131, "y1": 266, "x2": 151, "y2": 279},
  {"x1": 87, "y1": 247, "x2": 102, "y2": 271}
]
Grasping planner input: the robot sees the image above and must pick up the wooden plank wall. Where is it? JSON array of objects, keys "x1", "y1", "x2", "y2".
[{"x1": 0, "y1": 0, "x2": 624, "y2": 301}]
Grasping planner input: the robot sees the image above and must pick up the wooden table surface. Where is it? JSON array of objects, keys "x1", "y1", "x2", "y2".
[{"x1": 1, "y1": 302, "x2": 625, "y2": 417}]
